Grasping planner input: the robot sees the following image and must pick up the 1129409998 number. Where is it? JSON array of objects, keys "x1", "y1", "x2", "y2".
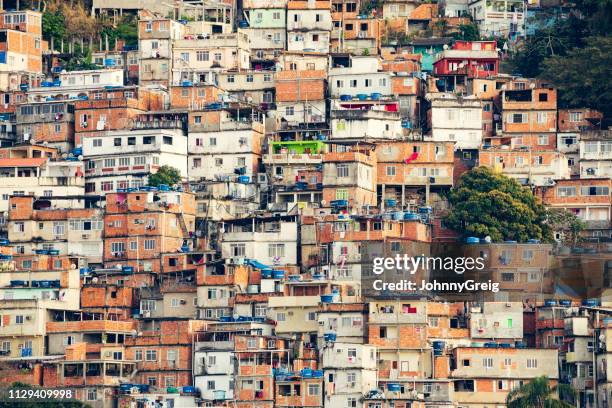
[{"x1": 6, "y1": 388, "x2": 74, "y2": 400}]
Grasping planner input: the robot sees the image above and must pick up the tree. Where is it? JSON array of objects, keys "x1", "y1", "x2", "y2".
[
  {"x1": 444, "y1": 167, "x2": 552, "y2": 242},
  {"x1": 506, "y1": 376, "x2": 575, "y2": 408},
  {"x1": 546, "y1": 208, "x2": 586, "y2": 246},
  {"x1": 148, "y1": 166, "x2": 182, "y2": 187},
  {"x1": 541, "y1": 36, "x2": 612, "y2": 117},
  {"x1": 454, "y1": 23, "x2": 481, "y2": 41}
]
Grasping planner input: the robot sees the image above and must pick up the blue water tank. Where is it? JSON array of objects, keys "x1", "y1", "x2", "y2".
[
  {"x1": 466, "y1": 237, "x2": 480, "y2": 244},
  {"x1": 321, "y1": 294, "x2": 334, "y2": 303},
  {"x1": 544, "y1": 299, "x2": 557, "y2": 307},
  {"x1": 357, "y1": 93, "x2": 368, "y2": 101},
  {"x1": 340, "y1": 94, "x2": 352, "y2": 101},
  {"x1": 272, "y1": 270, "x2": 285, "y2": 279},
  {"x1": 387, "y1": 383, "x2": 401, "y2": 392},
  {"x1": 301, "y1": 368, "x2": 313, "y2": 377},
  {"x1": 238, "y1": 176, "x2": 250, "y2": 183},
  {"x1": 559, "y1": 299, "x2": 572, "y2": 307},
  {"x1": 582, "y1": 299, "x2": 600, "y2": 307},
  {"x1": 323, "y1": 332, "x2": 337, "y2": 342},
  {"x1": 371, "y1": 92, "x2": 381, "y2": 100}
]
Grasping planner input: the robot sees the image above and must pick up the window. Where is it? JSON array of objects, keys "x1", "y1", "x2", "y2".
[
  {"x1": 276, "y1": 312, "x2": 286, "y2": 321},
  {"x1": 163, "y1": 136, "x2": 173, "y2": 145},
  {"x1": 337, "y1": 164, "x2": 349, "y2": 178},
  {"x1": 523, "y1": 249, "x2": 534, "y2": 260},
  {"x1": 285, "y1": 106, "x2": 294, "y2": 116},
  {"x1": 14, "y1": 222, "x2": 24, "y2": 233},
  {"x1": 308, "y1": 384, "x2": 320, "y2": 395},
  {"x1": 101, "y1": 181, "x2": 114, "y2": 192},
  {"x1": 306, "y1": 312, "x2": 317, "y2": 321},
  {"x1": 53, "y1": 222, "x2": 65, "y2": 236},
  {"x1": 144, "y1": 239, "x2": 155, "y2": 250},
  {"x1": 207, "y1": 380, "x2": 216, "y2": 390},
  {"x1": 15, "y1": 315, "x2": 25, "y2": 324},
  {"x1": 86, "y1": 389, "x2": 97, "y2": 401},
  {"x1": 555, "y1": 186, "x2": 575, "y2": 197},
  {"x1": 569, "y1": 111, "x2": 583, "y2": 122},
  {"x1": 537, "y1": 135, "x2": 548, "y2": 145},
  {"x1": 502, "y1": 272, "x2": 514, "y2": 282},
  {"x1": 527, "y1": 358, "x2": 537, "y2": 368},
  {"x1": 197, "y1": 51, "x2": 209, "y2": 61},
  {"x1": 230, "y1": 244, "x2": 245, "y2": 257},
  {"x1": 214, "y1": 53, "x2": 222, "y2": 61},
  {"x1": 167, "y1": 349, "x2": 177, "y2": 362},
  {"x1": 215, "y1": 158, "x2": 223, "y2": 166},
  {"x1": 538, "y1": 93, "x2": 548, "y2": 102},
  {"x1": 93, "y1": 138, "x2": 102, "y2": 147},
  {"x1": 145, "y1": 21, "x2": 152, "y2": 31},
  {"x1": 143, "y1": 136, "x2": 155, "y2": 144},
  {"x1": 180, "y1": 52, "x2": 190, "y2": 62},
  {"x1": 537, "y1": 112, "x2": 547, "y2": 123},
  {"x1": 269, "y1": 243, "x2": 285, "y2": 258},
  {"x1": 145, "y1": 350, "x2": 157, "y2": 361},
  {"x1": 246, "y1": 74, "x2": 254, "y2": 83},
  {"x1": 508, "y1": 113, "x2": 527, "y2": 123},
  {"x1": 209, "y1": 137, "x2": 217, "y2": 146},
  {"x1": 263, "y1": 73, "x2": 271, "y2": 82},
  {"x1": 111, "y1": 242, "x2": 125, "y2": 254},
  {"x1": 483, "y1": 358, "x2": 493, "y2": 368},
  {"x1": 119, "y1": 157, "x2": 130, "y2": 167},
  {"x1": 386, "y1": 166, "x2": 396, "y2": 176},
  {"x1": 134, "y1": 156, "x2": 146, "y2": 165},
  {"x1": 581, "y1": 186, "x2": 609, "y2": 196}
]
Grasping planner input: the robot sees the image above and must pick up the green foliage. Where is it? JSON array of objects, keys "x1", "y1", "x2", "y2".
[
  {"x1": 506, "y1": 376, "x2": 575, "y2": 408},
  {"x1": 101, "y1": 15, "x2": 139, "y2": 49},
  {"x1": 454, "y1": 23, "x2": 481, "y2": 41},
  {"x1": 541, "y1": 36, "x2": 612, "y2": 116},
  {"x1": 148, "y1": 166, "x2": 182, "y2": 187},
  {"x1": 546, "y1": 208, "x2": 586, "y2": 246},
  {"x1": 64, "y1": 49, "x2": 100, "y2": 71},
  {"x1": 0, "y1": 382, "x2": 91, "y2": 408},
  {"x1": 445, "y1": 167, "x2": 552, "y2": 242},
  {"x1": 42, "y1": 10, "x2": 66, "y2": 43}
]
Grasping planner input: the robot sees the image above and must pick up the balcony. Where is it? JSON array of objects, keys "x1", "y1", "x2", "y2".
[
  {"x1": 263, "y1": 153, "x2": 323, "y2": 165},
  {"x1": 86, "y1": 164, "x2": 152, "y2": 177},
  {"x1": 133, "y1": 119, "x2": 186, "y2": 131}
]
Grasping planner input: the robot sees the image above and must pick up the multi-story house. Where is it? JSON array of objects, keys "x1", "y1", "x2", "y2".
[
  {"x1": 187, "y1": 108, "x2": 264, "y2": 182},
  {"x1": 557, "y1": 108, "x2": 602, "y2": 177},
  {"x1": 7, "y1": 195, "x2": 103, "y2": 264},
  {"x1": 74, "y1": 86, "x2": 167, "y2": 146},
  {"x1": 102, "y1": 190, "x2": 196, "y2": 279},
  {"x1": 322, "y1": 343, "x2": 377, "y2": 408},
  {"x1": 217, "y1": 70, "x2": 275, "y2": 107},
  {"x1": 329, "y1": 56, "x2": 392, "y2": 100},
  {"x1": 82, "y1": 123, "x2": 188, "y2": 195},
  {"x1": 0, "y1": 152, "x2": 85, "y2": 221},
  {"x1": 428, "y1": 92, "x2": 483, "y2": 151},
  {"x1": 242, "y1": 0, "x2": 287, "y2": 62},
  {"x1": 15, "y1": 100, "x2": 75, "y2": 151},
  {"x1": 172, "y1": 32, "x2": 251, "y2": 86},
  {"x1": 537, "y1": 178, "x2": 611, "y2": 239},
  {"x1": 468, "y1": 0, "x2": 526, "y2": 37},
  {"x1": 322, "y1": 142, "x2": 377, "y2": 212},
  {"x1": 432, "y1": 40, "x2": 499, "y2": 92},
  {"x1": 138, "y1": 16, "x2": 185, "y2": 87},
  {"x1": 287, "y1": 0, "x2": 333, "y2": 53},
  {"x1": 220, "y1": 215, "x2": 299, "y2": 266},
  {"x1": 275, "y1": 69, "x2": 327, "y2": 127},
  {"x1": 0, "y1": 252, "x2": 80, "y2": 359},
  {"x1": 0, "y1": 10, "x2": 44, "y2": 91},
  {"x1": 580, "y1": 130, "x2": 612, "y2": 179},
  {"x1": 451, "y1": 346, "x2": 559, "y2": 406},
  {"x1": 376, "y1": 140, "x2": 455, "y2": 210}
]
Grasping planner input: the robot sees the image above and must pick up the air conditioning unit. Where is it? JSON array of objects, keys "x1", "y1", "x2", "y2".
[
  {"x1": 82, "y1": 234, "x2": 90, "y2": 239},
  {"x1": 142, "y1": 311, "x2": 151, "y2": 318}
]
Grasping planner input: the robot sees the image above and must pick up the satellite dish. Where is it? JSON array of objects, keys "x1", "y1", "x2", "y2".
[
  {"x1": 70, "y1": 264, "x2": 76, "y2": 269},
  {"x1": 131, "y1": 329, "x2": 138, "y2": 338},
  {"x1": 92, "y1": 277, "x2": 99, "y2": 283},
  {"x1": 442, "y1": 44, "x2": 449, "y2": 50},
  {"x1": 321, "y1": 200, "x2": 327, "y2": 206},
  {"x1": 247, "y1": 96, "x2": 253, "y2": 103},
  {"x1": 62, "y1": 153, "x2": 68, "y2": 159},
  {"x1": 78, "y1": 155, "x2": 83, "y2": 161},
  {"x1": 115, "y1": 264, "x2": 122, "y2": 270},
  {"x1": 529, "y1": 83, "x2": 536, "y2": 89},
  {"x1": 29, "y1": 138, "x2": 36, "y2": 144}
]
